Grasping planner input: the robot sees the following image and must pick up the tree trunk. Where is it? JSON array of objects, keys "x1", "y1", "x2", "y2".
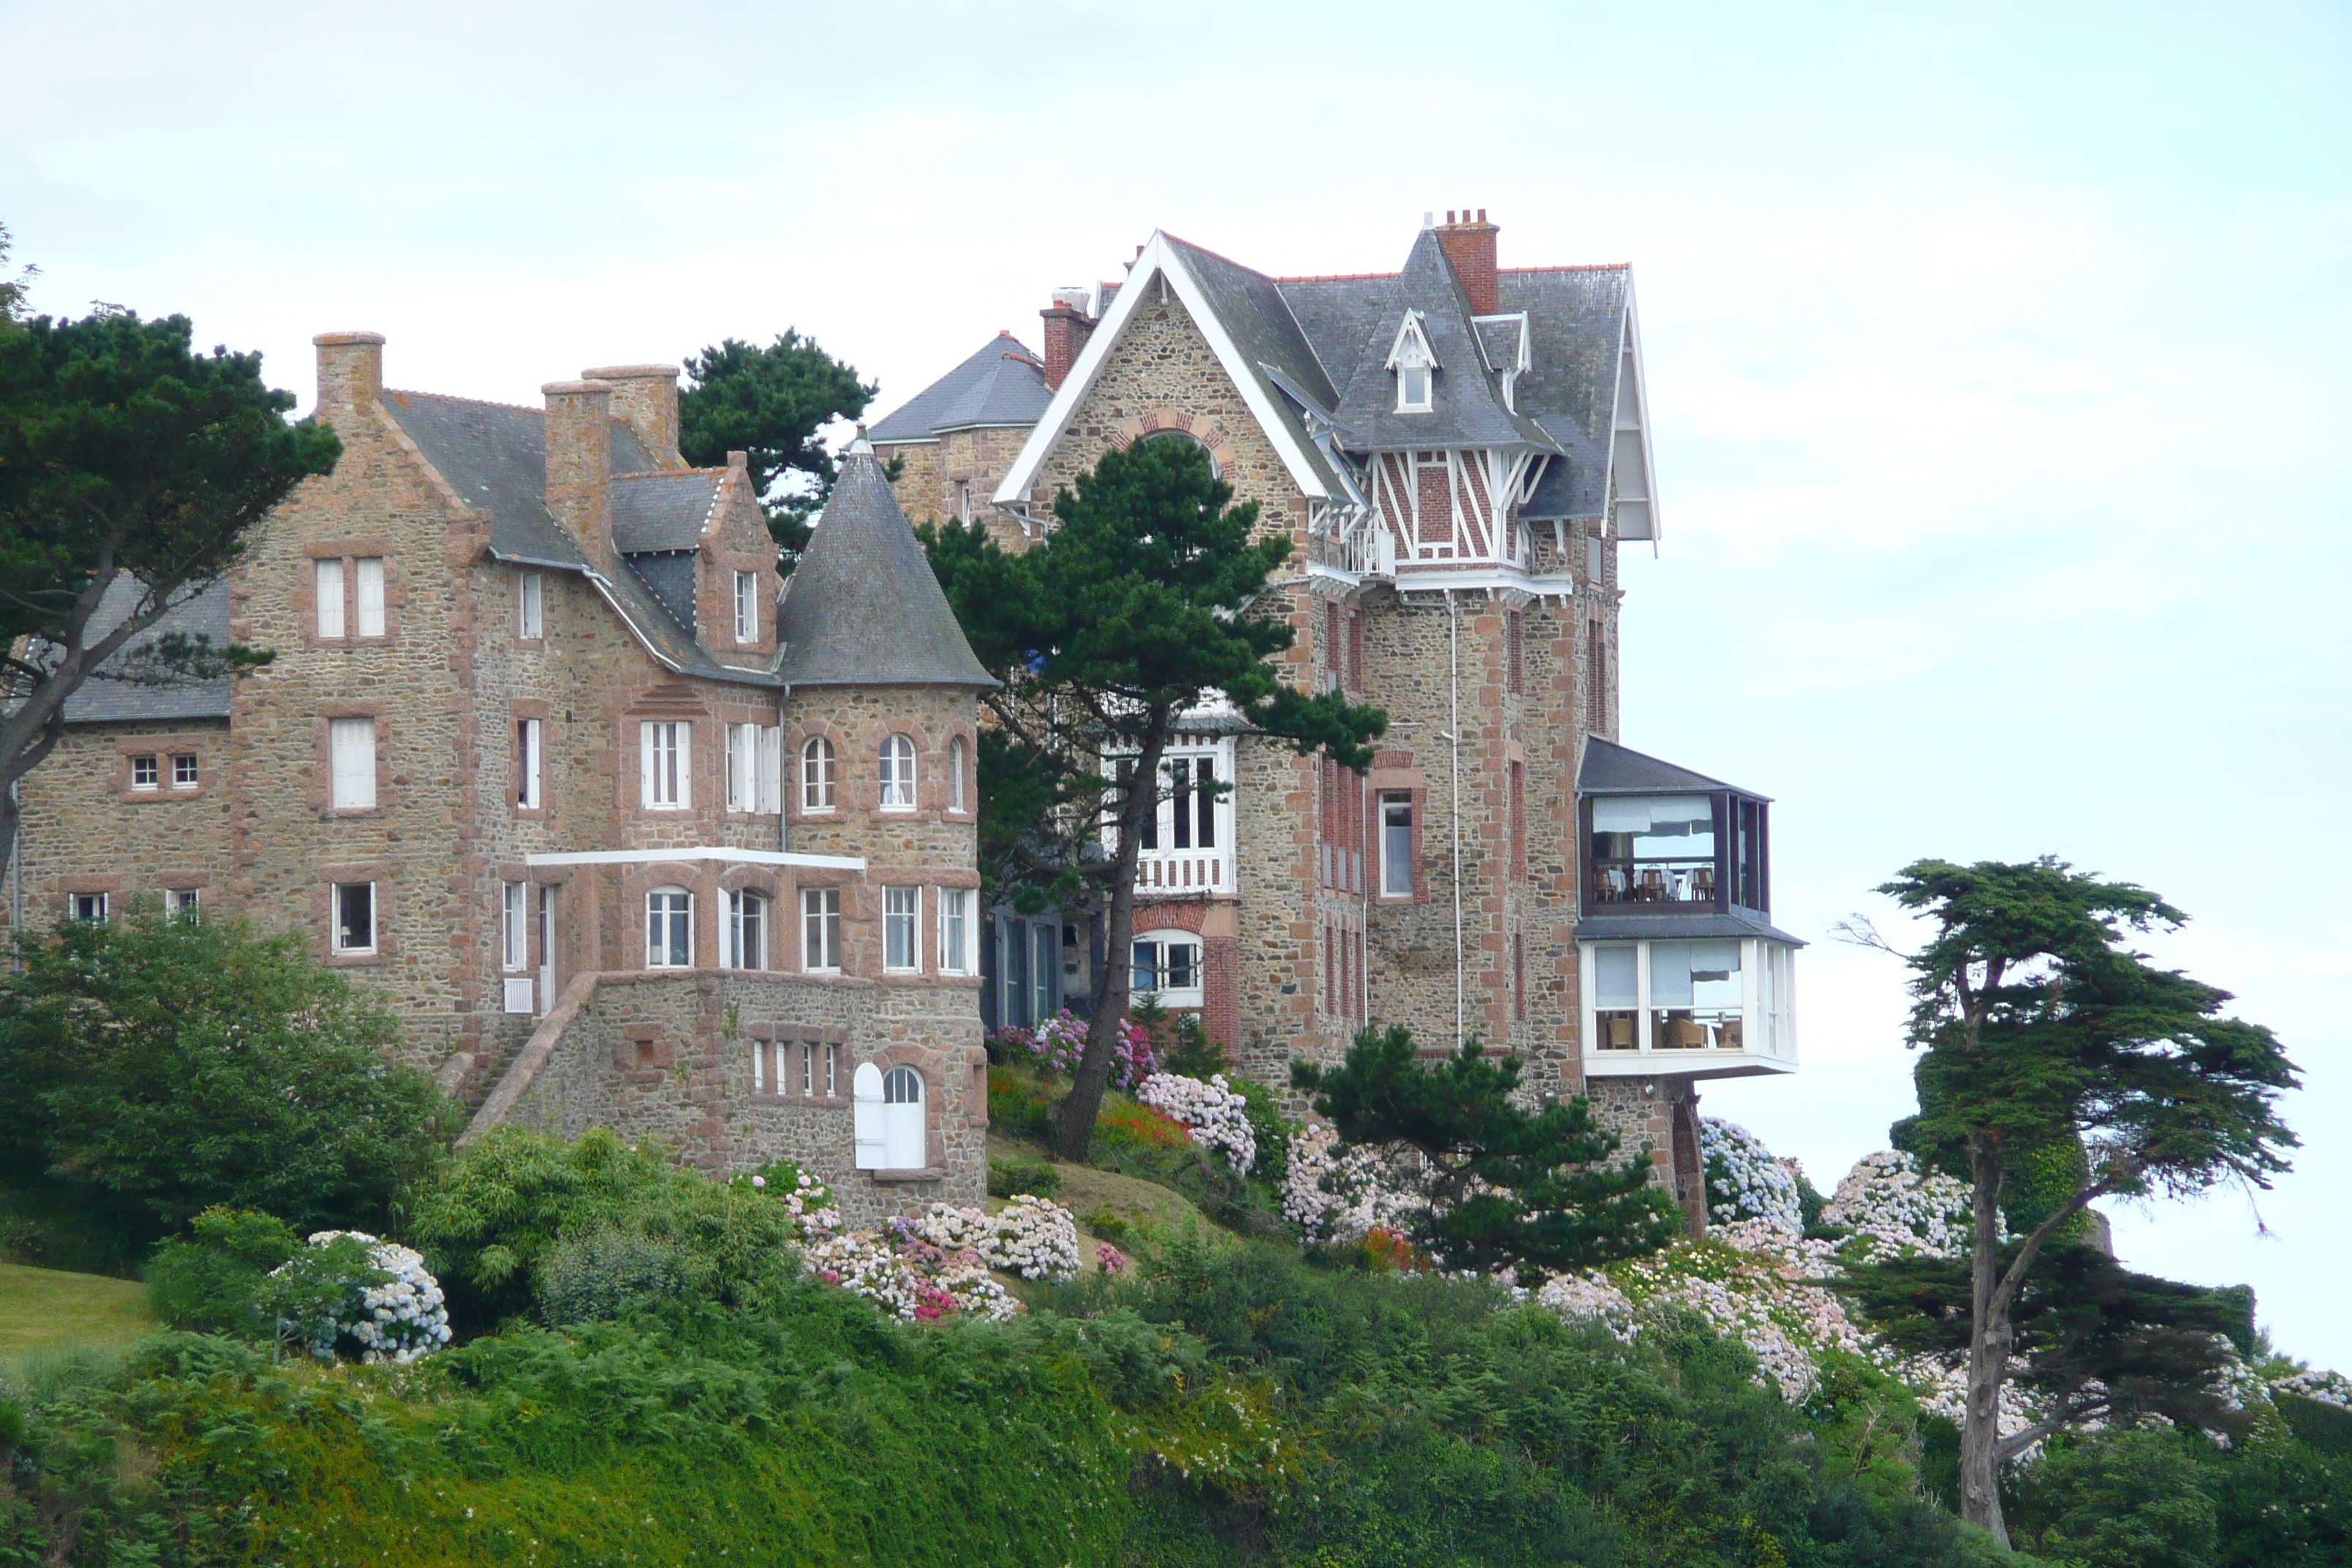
[
  {"x1": 1960, "y1": 1134, "x2": 2011, "y2": 1545},
  {"x1": 1051, "y1": 721, "x2": 1169, "y2": 1161}
]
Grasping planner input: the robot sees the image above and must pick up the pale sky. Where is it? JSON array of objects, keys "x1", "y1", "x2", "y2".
[{"x1": 5, "y1": 1, "x2": 2346, "y2": 1365}]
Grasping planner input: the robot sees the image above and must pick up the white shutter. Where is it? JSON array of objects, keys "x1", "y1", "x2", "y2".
[
  {"x1": 639, "y1": 722, "x2": 657, "y2": 807},
  {"x1": 672, "y1": 723, "x2": 690, "y2": 809},
  {"x1": 315, "y1": 559, "x2": 344, "y2": 638},
  {"x1": 851, "y1": 1062, "x2": 886, "y2": 1169},
  {"x1": 355, "y1": 558, "x2": 386, "y2": 636},
  {"x1": 330, "y1": 718, "x2": 376, "y2": 808},
  {"x1": 725, "y1": 724, "x2": 747, "y2": 810},
  {"x1": 757, "y1": 727, "x2": 781, "y2": 815}
]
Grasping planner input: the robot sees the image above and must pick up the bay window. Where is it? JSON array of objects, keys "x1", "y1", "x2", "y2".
[{"x1": 1580, "y1": 938, "x2": 1797, "y2": 1068}]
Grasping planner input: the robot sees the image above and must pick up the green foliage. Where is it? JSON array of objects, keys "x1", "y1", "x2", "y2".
[
  {"x1": 1294, "y1": 1026, "x2": 1678, "y2": 1275},
  {"x1": 988, "y1": 1157, "x2": 1063, "y2": 1199},
  {"x1": 1842, "y1": 1240, "x2": 2255, "y2": 1447},
  {"x1": 923, "y1": 439, "x2": 1385, "y2": 1160},
  {"x1": 404, "y1": 1127, "x2": 799, "y2": 1332},
  {"x1": 0, "y1": 911, "x2": 455, "y2": 1247},
  {"x1": 2014, "y1": 1430, "x2": 2219, "y2": 1568},
  {"x1": 144, "y1": 1206, "x2": 298, "y2": 1338},
  {"x1": 677, "y1": 331, "x2": 874, "y2": 565},
  {"x1": 1156, "y1": 1008, "x2": 1229, "y2": 1079},
  {"x1": 1224, "y1": 1072, "x2": 1293, "y2": 1186},
  {"x1": 0, "y1": 219, "x2": 33, "y2": 323}
]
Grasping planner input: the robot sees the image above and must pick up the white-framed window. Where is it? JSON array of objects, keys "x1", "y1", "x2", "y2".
[
  {"x1": 1131, "y1": 929, "x2": 1204, "y2": 1008},
  {"x1": 645, "y1": 886, "x2": 693, "y2": 968},
  {"x1": 948, "y1": 736, "x2": 968, "y2": 814},
  {"x1": 129, "y1": 753, "x2": 159, "y2": 791},
  {"x1": 1583, "y1": 938, "x2": 1796, "y2": 1060},
  {"x1": 71, "y1": 892, "x2": 108, "y2": 924},
  {"x1": 1387, "y1": 312, "x2": 1436, "y2": 412},
  {"x1": 938, "y1": 887, "x2": 972, "y2": 974},
  {"x1": 330, "y1": 717, "x2": 377, "y2": 810},
  {"x1": 1398, "y1": 364, "x2": 1431, "y2": 411},
  {"x1": 502, "y1": 881, "x2": 528, "y2": 971},
  {"x1": 802, "y1": 885, "x2": 842, "y2": 972},
  {"x1": 173, "y1": 753, "x2": 198, "y2": 788},
  {"x1": 883, "y1": 886, "x2": 919, "y2": 972},
  {"x1": 516, "y1": 718, "x2": 542, "y2": 810},
  {"x1": 332, "y1": 882, "x2": 375, "y2": 954},
  {"x1": 824, "y1": 1042, "x2": 840, "y2": 1097},
  {"x1": 879, "y1": 733, "x2": 916, "y2": 810},
  {"x1": 315, "y1": 558, "x2": 345, "y2": 638},
  {"x1": 757, "y1": 725, "x2": 781, "y2": 814},
  {"x1": 640, "y1": 720, "x2": 690, "y2": 810},
  {"x1": 734, "y1": 570, "x2": 758, "y2": 644},
  {"x1": 801, "y1": 736, "x2": 836, "y2": 812},
  {"x1": 518, "y1": 570, "x2": 543, "y2": 639},
  {"x1": 727, "y1": 888, "x2": 768, "y2": 970},
  {"x1": 750, "y1": 1037, "x2": 769, "y2": 1095},
  {"x1": 354, "y1": 557, "x2": 386, "y2": 636},
  {"x1": 166, "y1": 887, "x2": 200, "y2": 924},
  {"x1": 799, "y1": 1040, "x2": 815, "y2": 1098},
  {"x1": 1379, "y1": 793, "x2": 1414, "y2": 897},
  {"x1": 957, "y1": 479, "x2": 972, "y2": 523}
]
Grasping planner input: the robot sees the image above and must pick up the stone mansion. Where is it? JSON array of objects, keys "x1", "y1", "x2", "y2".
[{"x1": 10, "y1": 211, "x2": 1799, "y2": 1227}]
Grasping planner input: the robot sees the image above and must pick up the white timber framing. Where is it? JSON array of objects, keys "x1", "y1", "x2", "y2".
[
  {"x1": 1365, "y1": 447, "x2": 1548, "y2": 567},
  {"x1": 1602, "y1": 284, "x2": 1661, "y2": 545}
]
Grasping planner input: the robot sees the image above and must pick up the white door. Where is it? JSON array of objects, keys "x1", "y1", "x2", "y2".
[
  {"x1": 852, "y1": 1063, "x2": 886, "y2": 1169},
  {"x1": 882, "y1": 1066, "x2": 925, "y2": 1169}
]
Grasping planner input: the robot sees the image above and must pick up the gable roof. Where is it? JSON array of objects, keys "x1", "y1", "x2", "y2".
[
  {"x1": 776, "y1": 446, "x2": 996, "y2": 688},
  {"x1": 1578, "y1": 736, "x2": 1765, "y2": 800},
  {"x1": 869, "y1": 333, "x2": 1054, "y2": 443},
  {"x1": 54, "y1": 576, "x2": 235, "y2": 725}
]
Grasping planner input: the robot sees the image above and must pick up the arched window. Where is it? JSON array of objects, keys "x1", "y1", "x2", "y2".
[
  {"x1": 879, "y1": 733, "x2": 916, "y2": 810},
  {"x1": 882, "y1": 1065, "x2": 925, "y2": 1168},
  {"x1": 725, "y1": 888, "x2": 767, "y2": 970},
  {"x1": 948, "y1": 736, "x2": 968, "y2": 814},
  {"x1": 646, "y1": 886, "x2": 693, "y2": 969},
  {"x1": 1131, "y1": 928, "x2": 1205, "y2": 1008},
  {"x1": 800, "y1": 735, "x2": 836, "y2": 812}
]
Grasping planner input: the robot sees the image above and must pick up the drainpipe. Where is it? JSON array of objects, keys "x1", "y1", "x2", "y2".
[{"x1": 1446, "y1": 592, "x2": 1463, "y2": 1046}]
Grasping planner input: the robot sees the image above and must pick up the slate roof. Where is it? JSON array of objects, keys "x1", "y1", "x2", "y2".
[
  {"x1": 1575, "y1": 909, "x2": 1806, "y2": 947},
  {"x1": 56, "y1": 576, "x2": 235, "y2": 725},
  {"x1": 775, "y1": 448, "x2": 996, "y2": 688},
  {"x1": 1162, "y1": 237, "x2": 1350, "y2": 498},
  {"x1": 868, "y1": 333, "x2": 1053, "y2": 442},
  {"x1": 612, "y1": 470, "x2": 720, "y2": 553},
  {"x1": 380, "y1": 391, "x2": 585, "y2": 568},
  {"x1": 1578, "y1": 736, "x2": 1762, "y2": 798}
]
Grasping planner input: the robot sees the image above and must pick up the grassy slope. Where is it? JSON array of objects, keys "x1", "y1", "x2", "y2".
[
  {"x1": 987, "y1": 1133, "x2": 1221, "y2": 1271},
  {"x1": 0, "y1": 1262, "x2": 157, "y2": 1359}
]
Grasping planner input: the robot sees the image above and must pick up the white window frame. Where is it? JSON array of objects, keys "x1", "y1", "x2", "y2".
[
  {"x1": 1398, "y1": 364, "x2": 1432, "y2": 412},
  {"x1": 332, "y1": 881, "x2": 375, "y2": 954},
  {"x1": 725, "y1": 723, "x2": 755, "y2": 812},
  {"x1": 315, "y1": 558, "x2": 345, "y2": 638},
  {"x1": 330, "y1": 717, "x2": 377, "y2": 810},
  {"x1": 1379, "y1": 793, "x2": 1414, "y2": 897},
  {"x1": 802, "y1": 885, "x2": 842, "y2": 973},
  {"x1": 354, "y1": 557, "x2": 386, "y2": 636},
  {"x1": 645, "y1": 886, "x2": 693, "y2": 969},
  {"x1": 172, "y1": 752, "x2": 199, "y2": 788},
  {"x1": 1387, "y1": 311, "x2": 1437, "y2": 413},
  {"x1": 947, "y1": 736, "x2": 968, "y2": 814},
  {"x1": 71, "y1": 891, "x2": 108, "y2": 924},
  {"x1": 801, "y1": 736, "x2": 836, "y2": 812},
  {"x1": 166, "y1": 886, "x2": 200, "y2": 924},
  {"x1": 516, "y1": 717, "x2": 542, "y2": 810},
  {"x1": 518, "y1": 570, "x2": 543, "y2": 639},
  {"x1": 883, "y1": 886, "x2": 920, "y2": 973},
  {"x1": 1131, "y1": 928, "x2": 1205, "y2": 1008},
  {"x1": 640, "y1": 720, "x2": 690, "y2": 810},
  {"x1": 502, "y1": 880, "x2": 528, "y2": 971},
  {"x1": 881, "y1": 1064, "x2": 925, "y2": 1168},
  {"x1": 727, "y1": 888, "x2": 768, "y2": 971},
  {"x1": 878, "y1": 733, "x2": 916, "y2": 812},
  {"x1": 938, "y1": 886, "x2": 972, "y2": 974},
  {"x1": 129, "y1": 753, "x2": 159, "y2": 791},
  {"x1": 734, "y1": 570, "x2": 758, "y2": 644}
]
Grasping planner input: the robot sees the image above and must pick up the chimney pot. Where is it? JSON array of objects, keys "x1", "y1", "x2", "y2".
[
  {"x1": 1434, "y1": 209, "x2": 1501, "y2": 316},
  {"x1": 581, "y1": 363, "x2": 683, "y2": 470}
]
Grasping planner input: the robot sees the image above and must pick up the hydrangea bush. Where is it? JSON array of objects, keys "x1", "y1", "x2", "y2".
[
  {"x1": 1820, "y1": 1149, "x2": 1989, "y2": 1260},
  {"x1": 1280, "y1": 1124, "x2": 1426, "y2": 1243},
  {"x1": 989, "y1": 1010, "x2": 1158, "y2": 1089},
  {"x1": 271, "y1": 1230, "x2": 451, "y2": 1364},
  {"x1": 1135, "y1": 1073, "x2": 1256, "y2": 1175},
  {"x1": 1699, "y1": 1117, "x2": 1804, "y2": 1234},
  {"x1": 799, "y1": 1197, "x2": 1082, "y2": 1323}
]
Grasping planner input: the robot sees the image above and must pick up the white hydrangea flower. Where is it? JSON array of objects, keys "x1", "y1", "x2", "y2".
[
  {"x1": 1281, "y1": 1124, "x2": 1427, "y2": 1243},
  {"x1": 276, "y1": 1230, "x2": 450, "y2": 1365},
  {"x1": 1136, "y1": 1073, "x2": 1256, "y2": 1175},
  {"x1": 1821, "y1": 1150, "x2": 1989, "y2": 1260},
  {"x1": 1699, "y1": 1117, "x2": 1805, "y2": 1236}
]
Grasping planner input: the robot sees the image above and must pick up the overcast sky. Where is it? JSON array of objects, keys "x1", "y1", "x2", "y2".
[{"x1": 5, "y1": 0, "x2": 2346, "y2": 1364}]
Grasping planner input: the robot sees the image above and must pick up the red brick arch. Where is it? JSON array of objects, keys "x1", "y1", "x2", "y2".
[{"x1": 1109, "y1": 409, "x2": 1237, "y2": 479}]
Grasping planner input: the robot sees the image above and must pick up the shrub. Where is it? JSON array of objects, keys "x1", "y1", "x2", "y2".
[
  {"x1": 145, "y1": 1205, "x2": 299, "y2": 1337},
  {"x1": 532, "y1": 1226, "x2": 689, "y2": 1325},
  {"x1": 268, "y1": 1229, "x2": 450, "y2": 1363},
  {"x1": 0, "y1": 910, "x2": 456, "y2": 1245},
  {"x1": 988, "y1": 1156, "x2": 1063, "y2": 1199},
  {"x1": 1093, "y1": 1099, "x2": 1190, "y2": 1155},
  {"x1": 987, "y1": 1063, "x2": 1059, "y2": 1139}
]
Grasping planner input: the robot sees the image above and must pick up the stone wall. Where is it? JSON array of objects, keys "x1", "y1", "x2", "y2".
[
  {"x1": 878, "y1": 425, "x2": 1036, "y2": 549},
  {"x1": 3, "y1": 718, "x2": 234, "y2": 931}
]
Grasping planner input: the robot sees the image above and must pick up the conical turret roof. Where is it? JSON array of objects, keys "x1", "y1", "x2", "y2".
[{"x1": 774, "y1": 445, "x2": 998, "y2": 688}]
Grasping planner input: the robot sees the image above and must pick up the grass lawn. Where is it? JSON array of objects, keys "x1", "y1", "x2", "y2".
[{"x1": 0, "y1": 1262, "x2": 157, "y2": 1360}]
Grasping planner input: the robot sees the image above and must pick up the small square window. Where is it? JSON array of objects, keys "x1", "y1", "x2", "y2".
[
  {"x1": 167, "y1": 887, "x2": 200, "y2": 924},
  {"x1": 129, "y1": 755, "x2": 159, "y2": 791},
  {"x1": 71, "y1": 892, "x2": 108, "y2": 924},
  {"x1": 172, "y1": 753, "x2": 199, "y2": 787}
]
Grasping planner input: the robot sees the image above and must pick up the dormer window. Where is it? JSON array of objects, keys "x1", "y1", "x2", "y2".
[{"x1": 1386, "y1": 311, "x2": 1438, "y2": 413}]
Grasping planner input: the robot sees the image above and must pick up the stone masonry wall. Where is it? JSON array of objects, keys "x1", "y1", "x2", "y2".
[{"x1": 3, "y1": 718, "x2": 233, "y2": 932}]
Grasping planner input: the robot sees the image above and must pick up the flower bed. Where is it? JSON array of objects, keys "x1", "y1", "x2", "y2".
[
  {"x1": 799, "y1": 1196, "x2": 1082, "y2": 1323},
  {"x1": 1135, "y1": 1073, "x2": 1256, "y2": 1175}
]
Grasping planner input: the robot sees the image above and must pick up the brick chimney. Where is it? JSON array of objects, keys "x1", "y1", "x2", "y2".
[
  {"x1": 1039, "y1": 287, "x2": 1095, "y2": 391},
  {"x1": 1435, "y1": 208, "x2": 1499, "y2": 316},
  {"x1": 581, "y1": 363, "x2": 684, "y2": 470},
  {"x1": 313, "y1": 331, "x2": 385, "y2": 422},
  {"x1": 543, "y1": 380, "x2": 616, "y2": 573}
]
